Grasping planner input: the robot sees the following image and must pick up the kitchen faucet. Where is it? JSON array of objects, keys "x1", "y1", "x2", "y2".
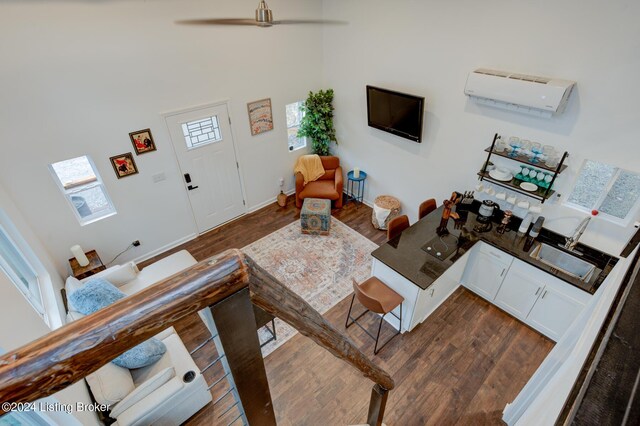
[{"x1": 564, "y1": 216, "x2": 591, "y2": 251}]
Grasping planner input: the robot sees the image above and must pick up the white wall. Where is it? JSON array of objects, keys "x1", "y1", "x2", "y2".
[
  {"x1": 322, "y1": 0, "x2": 640, "y2": 254},
  {"x1": 0, "y1": 271, "x2": 99, "y2": 425},
  {"x1": 0, "y1": 0, "x2": 321, "y2": 275}
]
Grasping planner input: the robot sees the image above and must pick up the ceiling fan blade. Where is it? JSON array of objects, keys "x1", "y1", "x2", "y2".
[
  {"x1": 176, "y1": 18, "x2": 260, "y2": 26},
  {"x1": 273, "y1": 19, "x2": 348, "y2": 25}
]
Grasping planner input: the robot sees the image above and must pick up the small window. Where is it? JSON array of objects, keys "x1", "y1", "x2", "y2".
[
  {"x1": 286, "y1": 101, "x2": 306, "y2": 151},
  {"x1": 49, "y1": 156, "x2": 116, "y2": 226},
  {"x1": 182, "y1": 116, "x2": 223, "y2": 149},
  {"x1": 0, "y1": 223, "x2": 44, "y2": 317},
  {"x1": 566, "y1": 160, "x2": 640, "y2": 223}
]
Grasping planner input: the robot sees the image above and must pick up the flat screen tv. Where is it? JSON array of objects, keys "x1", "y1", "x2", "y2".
[{"x1": 366, "y1": 85, "x2": 425, "y2": 142}]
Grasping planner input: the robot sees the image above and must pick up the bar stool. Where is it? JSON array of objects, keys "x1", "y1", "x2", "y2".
[
  {"x1": 387, "y1": 215, "x2": 410, "y2": 240},
  {"x1": 345, "y1": 277, "x2": 404, "y2": 355},
  {"x1": 418, "y1": 198, "x2": 437, "y2": 220}
]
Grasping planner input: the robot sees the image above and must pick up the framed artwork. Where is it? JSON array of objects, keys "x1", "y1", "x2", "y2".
[
  {"x1": 129, "y1": 128, "x2": 157, "y2": 155},
  {"x1": 109, "y1": 153, "x2": 138, "y2": 179},
  {"x1": 247, "y1": 98, "x2": 274, "y2": 136}
]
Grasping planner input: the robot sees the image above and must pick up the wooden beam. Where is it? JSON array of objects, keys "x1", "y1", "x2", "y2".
[
  {"x1": 367, "y1": 384, "x2": 389, "y2": 426},
  {"x1": 0, "y1": 249, "x2": 250, "y2": 405},
  {"x1": 211, "y1": 289, "x2": 277, "y2": 426},
  {"x1": 245, "y1": 255, "x2": 395, "y2": 391}
]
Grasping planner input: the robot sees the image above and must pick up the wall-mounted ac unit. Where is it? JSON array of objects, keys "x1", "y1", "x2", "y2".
[{"x1": 464, "y1": 68, "x2": 576, "y2": 118}]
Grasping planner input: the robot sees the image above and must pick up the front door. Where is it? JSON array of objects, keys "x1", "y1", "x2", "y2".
[{"x1": 165, "y1": 103, "x2": 245, "y2": 233}]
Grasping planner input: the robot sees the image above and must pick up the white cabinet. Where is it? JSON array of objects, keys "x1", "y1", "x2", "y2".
[
  {"x1": 373, "y1": 240, "x2": 591, "y2": 341},
  {"x1": 493, "y1": 258, "x2": 590, "y2": 341},
  {"x1": 527, "y1": 279, "x2": 590, "y2": 341},
  {"x1": 413, "y1": 268, "x2": 460, "y2": 324},
  {"x1": 371, "y1": 250, "x2": 470, "y2": 332},
  {"x1": 461, "y1": 243, "x2": 512, "y2": 301},
  {"x1": 493, "y1": 260, "x2": 544, "y2": 318}
]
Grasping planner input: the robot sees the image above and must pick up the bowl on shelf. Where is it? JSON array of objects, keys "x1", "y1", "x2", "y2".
[{"x1": 489, "y1": 167, "x2": 513, "y2": 182}]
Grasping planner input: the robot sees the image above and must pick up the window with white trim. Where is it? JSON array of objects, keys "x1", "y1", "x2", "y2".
[
  {"x1": 0, "y1": 223, "x2": 44, "y2": 317},
  {"x1": 286, "y1": 101, "x2": 306, "y2": 151},
  {"x1": 566, "y1": 160, "x2": 640, "y2": 223},
  {"x1": 49, "y1": 156, "x2": 116, "y2": 226}
]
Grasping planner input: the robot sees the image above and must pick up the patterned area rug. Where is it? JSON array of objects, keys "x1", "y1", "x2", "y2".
[{"x1": 242, "y1": 217, "x2": 378, "y2": 357}]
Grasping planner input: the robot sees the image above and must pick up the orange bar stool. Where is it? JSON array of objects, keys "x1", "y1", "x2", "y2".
[
  {"x1": 387, "y1": 215, "x2": 410, "y2": 240},
  {"x1": 418, "y1": 198, "x2": 437, "y2": 220},
  {"x1": 345, "y1": 277, "x2": 404, "y2": 354}
]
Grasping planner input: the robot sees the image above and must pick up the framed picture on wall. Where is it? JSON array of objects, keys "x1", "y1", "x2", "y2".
[
  {"x1": 129, "y1": 128, "x2": 157, "y2": 155},
  {"x1": 247, "y1": 98, "x2": 274, "y2": 136},
  {"x1": 109, "y1": 153, "x2": 138, "y2": 179}
]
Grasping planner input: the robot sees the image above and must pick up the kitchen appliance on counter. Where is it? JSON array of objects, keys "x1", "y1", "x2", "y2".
[{"x1": 474, "y1": 200, "x2": 497, "y2": 233}]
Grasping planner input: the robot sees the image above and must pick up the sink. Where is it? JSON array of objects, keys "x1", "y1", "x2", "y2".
[{"x1": 530, "y1": 243, "x2": 597, "y2": 282}]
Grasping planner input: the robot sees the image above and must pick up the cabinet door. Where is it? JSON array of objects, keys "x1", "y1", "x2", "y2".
[
  {"x1": 494, "y1": 261, "x2": 543, "y2": 320},
  {"x1": 461, "y1": 250, "x2": 511, "y2": 301},
  {"x1": 414, "y1": 273, "x2": 460, "y2": 325},
  {"x1": 527, "y1": 285, "x2": 586, "y2": 341}
]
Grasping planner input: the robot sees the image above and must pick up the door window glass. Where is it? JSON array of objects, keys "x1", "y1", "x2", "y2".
[{"x1": 182, "y1": 116, "x2": 223, "y2": 149}]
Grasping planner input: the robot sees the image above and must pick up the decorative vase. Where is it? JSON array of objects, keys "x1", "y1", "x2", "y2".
[{"x1": 277, "y1": 191, "x2": 287, "y2": 207}]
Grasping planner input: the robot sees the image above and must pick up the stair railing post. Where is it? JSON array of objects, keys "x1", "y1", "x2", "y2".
[
  {"x1": 367, "y1": 384, "x2": 389, "y2": 426},
  {"x1": 210, "y1": 287, "x2": 277, "y2": 426}
]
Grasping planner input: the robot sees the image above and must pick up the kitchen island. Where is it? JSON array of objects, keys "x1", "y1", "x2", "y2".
[{"x1": 371, "y1": 201, "x2": 617, "y2": 334}]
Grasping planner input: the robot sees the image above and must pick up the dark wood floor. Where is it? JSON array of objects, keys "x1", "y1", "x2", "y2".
[{"x1": 147, "y1": 196, "x2": 554, "y2": 425}]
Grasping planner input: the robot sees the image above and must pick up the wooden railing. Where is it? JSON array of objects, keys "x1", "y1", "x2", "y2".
[{"x1": 0, "y1": 249, "x2": 394, "y2": 425}]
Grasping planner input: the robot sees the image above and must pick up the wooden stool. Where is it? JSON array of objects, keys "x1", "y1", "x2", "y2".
[{"x1": 372, "y1": 195, "x2": 401, "y2": 230}]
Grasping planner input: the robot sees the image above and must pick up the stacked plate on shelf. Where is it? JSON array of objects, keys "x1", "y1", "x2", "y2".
[{"x1": 488, "y1": 167, "x2": 513, "y2": 182}]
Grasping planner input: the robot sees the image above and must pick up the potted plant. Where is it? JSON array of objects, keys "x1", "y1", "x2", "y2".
[{"x1": 297, "y1": 89, "x2": 338, "y2": 156}]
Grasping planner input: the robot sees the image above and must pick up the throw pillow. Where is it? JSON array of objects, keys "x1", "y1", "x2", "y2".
[
  {"x1": 101, "y1": 262, "x2": 140, "y2": 287},
  {"x1": 67, "y1": 278, "x2": 166, "y2": 369},
  {"x1": 68, "y1": 278, "x2": 127, "y2": 315},
  {"x1": 109, "y1": 367, "x2": 175, "y2": 418},
  {"x1": 64, "y1": 276, "x2": 84, "y2": 295},
  {"x1": 112, "y1": 339, "x2": 167, "y2": 369},
  {"x1": 85, "y1": 362, "x2": 135, "y2": 406}
]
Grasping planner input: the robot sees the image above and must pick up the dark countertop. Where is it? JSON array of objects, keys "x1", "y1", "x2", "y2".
[{"x1": 371, "y1": 202, "x2": 618, "y2": 295}]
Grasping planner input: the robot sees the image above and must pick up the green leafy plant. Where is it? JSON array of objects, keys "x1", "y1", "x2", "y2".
[{"x1": 297, "y1": 89, "x2": 338, "y2": 156}]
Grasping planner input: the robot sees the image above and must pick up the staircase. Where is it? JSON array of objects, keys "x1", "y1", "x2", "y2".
[{"x1": 0, "y1": 249, "x2": 394, "y2": 425}]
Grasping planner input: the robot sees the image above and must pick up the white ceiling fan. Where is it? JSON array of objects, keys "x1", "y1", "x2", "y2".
[{"x1": 177, "y1": 0, "x2": 346, "y2": 27}]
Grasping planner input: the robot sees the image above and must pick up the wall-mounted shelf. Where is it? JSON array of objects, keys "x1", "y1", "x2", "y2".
[
  {"x1": 479, "y1": 133, "x2": 568, "y2": 204},
  {"x1": 483, "y1": 147, "x2": 568, "y2": 174},
  {"x1": 477, "y1": 171, "x2": 556, "y2": 201}
]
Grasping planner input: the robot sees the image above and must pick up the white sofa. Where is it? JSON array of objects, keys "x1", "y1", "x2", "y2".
[{"x1": 65, "y1": 250, "x2": 213, "y2": 426}]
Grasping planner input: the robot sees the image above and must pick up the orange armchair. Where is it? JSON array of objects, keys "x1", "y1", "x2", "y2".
[{"x1": 295, "y1": 156, "x2": 344, "y2": 208}]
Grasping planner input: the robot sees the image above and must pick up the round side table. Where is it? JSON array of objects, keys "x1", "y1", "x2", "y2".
[{"x1": 347, "y1": 170, "x2": 367, "y2": 205}]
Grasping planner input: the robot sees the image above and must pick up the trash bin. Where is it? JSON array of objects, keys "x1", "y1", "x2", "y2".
[{"x1": 71, "y1": 196, "x2": 92, "y2": 218}]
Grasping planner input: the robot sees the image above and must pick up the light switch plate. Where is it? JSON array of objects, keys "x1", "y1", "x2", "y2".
[{"x1": 152, "y1": 172, "x2": 166, "y2": 183}]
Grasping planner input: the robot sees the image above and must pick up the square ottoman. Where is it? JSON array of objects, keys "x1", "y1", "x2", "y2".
[{"x1": 301, "y1": 198, "x2": 331, "y2": 235}]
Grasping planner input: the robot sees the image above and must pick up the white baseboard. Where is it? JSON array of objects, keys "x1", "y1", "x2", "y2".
[
  {"x1": 247, "y1": 188, "x2": 296, "y2": 213},
  {"x1": 133, "y1": 233, "x2": 198, "y2": 264},
  {"x1": 342, "y1": 189, "x2": 374, "y2": 208},
  {"x1": 134, "y1": 188, "x2": 355, "y2": 264}
]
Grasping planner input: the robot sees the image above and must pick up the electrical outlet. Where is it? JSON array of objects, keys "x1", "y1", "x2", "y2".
[{"x1": 132, "y1": 240, "x2": 141, "y2": 247}]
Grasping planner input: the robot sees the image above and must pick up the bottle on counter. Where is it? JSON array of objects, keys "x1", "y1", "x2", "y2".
[
  {"x1": 518, "y1": 213, "x2": 533, "y2": 235},
  {"x1": 523, "y1": 216, "x2": 545, "y2": 252}
]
